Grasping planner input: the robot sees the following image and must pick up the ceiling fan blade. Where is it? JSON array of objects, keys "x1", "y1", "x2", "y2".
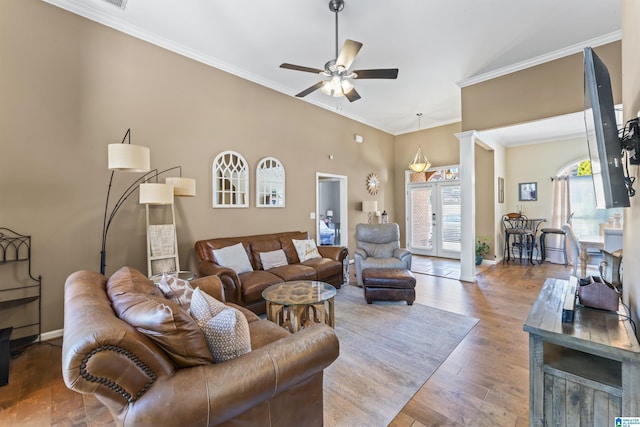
[
  {"x1": 280, "y1": 63, "x2": 324, "y2": 74},
  {"x1": 352, "y1": 69, "x2": 399, "y2": 79},
  {"x1": 295, "y1": 81, "x2": 325, "y2": 98},
  {"x1": 336, "y1": 39, "x2": 363, "y2": 69},
  {"x1": 344, "y1": 87, "x2": 361, "y2": 102}
]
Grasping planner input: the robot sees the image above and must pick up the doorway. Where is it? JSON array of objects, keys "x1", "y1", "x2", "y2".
[
  {"x1": 406, "y1": 175, "x2": 461, "y2": 259},
  {"x1": 316, "y1": 173, "x2": 348, "y2": 247}
]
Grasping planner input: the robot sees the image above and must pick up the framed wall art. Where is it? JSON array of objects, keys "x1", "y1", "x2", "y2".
[{"x1": 519, "y1": 182, "x2": 537, "y2": 201}]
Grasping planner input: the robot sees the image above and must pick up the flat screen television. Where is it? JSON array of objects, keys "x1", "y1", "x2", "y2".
[{"x1": 583, "y1": 47, "x2": 629, "y2": 209}]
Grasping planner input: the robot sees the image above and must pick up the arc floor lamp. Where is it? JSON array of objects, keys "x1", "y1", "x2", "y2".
[{"x1": 100, "y1": 129, "x2": 195, "y2": 275}]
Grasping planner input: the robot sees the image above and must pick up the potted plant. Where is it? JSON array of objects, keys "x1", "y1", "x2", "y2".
[{"x1": 475, "y1": 237, "x2": 491, "y2": 266}]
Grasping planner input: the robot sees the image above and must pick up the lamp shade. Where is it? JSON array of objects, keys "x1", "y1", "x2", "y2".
[
  {"x1": 166, "y1": 177, "x2": 196, "y2": 197},
  {"x1": 139, "y1": 183, "x2": 174, "y2": 205},
  {"x1": 108, "y1": 143, "x2": 150, "y2": 172},
  {"x1": 408, "y1": 146, "x2": 431, "y2": 173},
  {"x1": 326, "y1": 210, "x2": 334, "y2": 217},
  {"x1": 362, "y1": 201, "x2": 378, "y2": 212}
]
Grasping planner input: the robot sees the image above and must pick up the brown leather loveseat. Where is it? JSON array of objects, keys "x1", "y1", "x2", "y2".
[
  {"x1": 62, "y1": 267, "x2": 339, "y2": 427},
  {"x1": 195, "y1": 231, "x2": 348, "y2": 314}
]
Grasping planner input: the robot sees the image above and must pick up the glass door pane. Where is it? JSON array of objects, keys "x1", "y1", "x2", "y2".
[
  {"x1": 439, "y1": 183, "x2": 461, "y2": 257},
  {"x1": 408, "y1": 186, "x2": 433, "y2": 255}
]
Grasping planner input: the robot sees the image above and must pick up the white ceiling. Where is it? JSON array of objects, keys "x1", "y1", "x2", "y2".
[{"x1": 43, "y1": 0, "x2": 621, "y2": 141}]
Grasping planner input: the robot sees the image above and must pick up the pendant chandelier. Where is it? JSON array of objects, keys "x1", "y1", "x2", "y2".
[{"x1": 408, "y1": 113, "x2": 431, "y2": 173}]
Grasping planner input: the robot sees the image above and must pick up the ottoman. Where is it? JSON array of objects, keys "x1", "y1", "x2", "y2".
[{"x1": 361, "y1": 268, "x2": 416, "y2": 305}]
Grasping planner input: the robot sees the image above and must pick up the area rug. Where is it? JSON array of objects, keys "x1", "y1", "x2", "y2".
[{"x1": 324, "y1": 284, "x2": 479, "y2": 426}]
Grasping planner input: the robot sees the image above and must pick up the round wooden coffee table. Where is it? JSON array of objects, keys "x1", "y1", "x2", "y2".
[{"x1": 262, "y1": 281, "x2": 336, "y2": 333}]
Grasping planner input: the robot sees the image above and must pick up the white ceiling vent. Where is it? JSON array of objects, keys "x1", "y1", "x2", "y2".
[{"x1": 102, "y1": 0, "x2": 128, "y2": 10}]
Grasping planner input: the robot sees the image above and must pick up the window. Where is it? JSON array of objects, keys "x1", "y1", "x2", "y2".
[
  {"x1": 565, "y1": 159, "x2": 622, "y2": 238},
  {"x1": 408, "y1": 166, "x2": 459, "y2": 183},
  {"x1": 212, "y1": 151, "x2": 249, "y2": 208}
]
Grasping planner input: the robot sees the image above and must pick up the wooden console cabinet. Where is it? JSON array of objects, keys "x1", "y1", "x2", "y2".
[{"x1": 524, "y1": 278, "x2": 640, "y2": 426}]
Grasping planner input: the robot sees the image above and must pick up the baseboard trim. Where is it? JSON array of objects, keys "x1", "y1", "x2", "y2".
[
  {"x1": 41, "y1": 329, "x2": 63, "y2": 341},
  {"x1": 459, "y1": 274, "x2": 477, "y2": 283}
]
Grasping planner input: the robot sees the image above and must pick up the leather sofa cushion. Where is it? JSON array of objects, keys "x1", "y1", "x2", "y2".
[
  {"x1": 251, "y1": 239, "x2": 283, "y2": 270},
  {"x1": 107, "y1": 266, "x2": 214, "y2": 368},
  {"x1": 301, "y1": 258, "x2": 342, "y2": 280},
  {"x1": 238, "y1": 270, "x2": 284, "y2": 303},
  {"x1": 267, "y1": 264, "x2": 317, "y2": 282},
  {"x1": 279, "y1": 232, "x2": 308, "y2": 264},
  {"x1": 248, "y1": 317, "x2": 291, "y2": 349},
  {"x1": 226, "y1": 302, "x2": 261, "y2": 323},
  {"x1": 358, "y1": 241, "x2": 398, "y2": 258}
]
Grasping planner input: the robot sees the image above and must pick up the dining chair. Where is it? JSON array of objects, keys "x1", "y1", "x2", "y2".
[
  {"x1": 539, "y1": 213, "x2": 574, "y2": 266},
  {"x1": 502, "y1": 213, "x2": 534, "y2": 263}
]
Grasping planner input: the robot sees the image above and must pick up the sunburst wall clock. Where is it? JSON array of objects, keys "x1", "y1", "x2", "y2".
[{"x1": 366, "y1": 173, "x2": 380, "y2": 195}]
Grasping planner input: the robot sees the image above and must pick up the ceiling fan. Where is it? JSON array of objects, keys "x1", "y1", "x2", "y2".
[{"x1": 280, "y1": 0, "x2": 398, "y2": 102}]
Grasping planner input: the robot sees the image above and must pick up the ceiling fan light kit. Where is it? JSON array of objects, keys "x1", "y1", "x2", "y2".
[{"x1": 280, "y1": 0, "x2": 398, "y2": 102}]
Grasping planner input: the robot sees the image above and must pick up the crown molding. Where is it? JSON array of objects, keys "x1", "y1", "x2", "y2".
[
  {"x1": 42, "y1": 0, "x2": 394, "y2": 134},
  {"x1": 457, "y1": 31, "x2": 621, "y2": 88}
]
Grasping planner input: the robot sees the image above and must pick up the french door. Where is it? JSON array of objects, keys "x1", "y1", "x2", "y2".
[{"x1": 407, "y1": 181, "x2": 461, "y2": 259}]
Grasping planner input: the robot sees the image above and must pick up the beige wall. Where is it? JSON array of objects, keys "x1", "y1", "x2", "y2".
[
  {"x1": 462, "y1": 42, "x2": 622, "y2": 132},
  {"x1": 474, "y1": 144, "x2": 495, "y2": 259},
  {"x1": 393, "y1": 122, "x2": 462, "y2": 243},
  {"x1": 0, "y1": 0, "x2": 395, "y2": 333},
  {"x1": 506, "y1": 138, "x2": 589, "y2": 221},
  {"x1": 622, "y1": 0, "x2": 640, "y2": 327}
]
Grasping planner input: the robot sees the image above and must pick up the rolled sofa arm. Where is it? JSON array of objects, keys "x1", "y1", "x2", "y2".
[
  {"x1": 197, "y1": 260, "x2": 242, "y2": 302},
  {"x1": 122, "y1": 324, "x2": 340, "y2": 427},
  {"x1": 317, "y1": 245, "x2": 348, "y2": 262},
  {"x1": 62, "y1": 271, "x2": 175, "y2": 408}
]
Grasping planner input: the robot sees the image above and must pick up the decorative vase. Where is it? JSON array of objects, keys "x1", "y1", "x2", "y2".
[{"x1": 475, "y1": 255, "x2": 483, "y2": 266}]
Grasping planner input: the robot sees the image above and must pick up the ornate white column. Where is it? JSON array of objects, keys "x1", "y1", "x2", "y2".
[{"x1": 456, "y1": 130, "x2": 480, "y2": 282}]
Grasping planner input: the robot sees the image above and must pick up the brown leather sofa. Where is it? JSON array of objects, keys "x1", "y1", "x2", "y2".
[
  {"x1": 62, "y1": 267, "x2": 339, "y2": 427},
  {"x1": 195, "y1": 231, "x2": 348, "y2": 314}
]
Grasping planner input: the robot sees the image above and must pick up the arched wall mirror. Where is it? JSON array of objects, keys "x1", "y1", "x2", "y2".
[
  {"x1": 212, "y1": 150, "x2": 249, "y2": 208},
  {"x1": 256, "y1": 157, "x2": 285, "y2": 207}
]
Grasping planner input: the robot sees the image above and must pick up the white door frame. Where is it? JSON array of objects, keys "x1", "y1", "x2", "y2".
[
  {"x1": 316, "y1": 173, "x2": 348, "y2": 248},
  {"x1": 405, "y1": 167, "x2": 461, "y2": 259}
]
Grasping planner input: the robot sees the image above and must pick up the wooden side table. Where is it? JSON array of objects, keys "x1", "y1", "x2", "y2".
[
  {"x1": 262, "y1": 281, "x2": 336, "y2": 333},
  {"x1": 524, "y1": 277, "x2": 640, "y2": 425}
]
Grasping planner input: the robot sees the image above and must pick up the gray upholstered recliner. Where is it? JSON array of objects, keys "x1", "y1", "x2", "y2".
[{"x1": 354, "y1": 223, "x2": 412, "y2": 287}]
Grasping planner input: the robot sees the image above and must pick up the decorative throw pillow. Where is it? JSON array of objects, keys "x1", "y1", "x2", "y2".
[
  {"x1": 107, "y1": 266, "x2": 213, "y2": 368},
  {"x1": 259, "y1": 249, "x2": 289, "y2": 270},
  {"x1": 212, "y1": 242, "x2": 253, "y2": 274},
  {"x1": 292, "y1": 238, "x2": 322, "y2": 262},
  {"x1": 157, "y1": 274, "x2": 194, "y2": 311},
  {"x1": 190, "y1": 287, "x2": 251, "y2": 363}
]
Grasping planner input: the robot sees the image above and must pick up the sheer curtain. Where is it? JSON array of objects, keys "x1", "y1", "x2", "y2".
[{"x1": 547, "y1": 176, "x2": 572, "y2": 264}]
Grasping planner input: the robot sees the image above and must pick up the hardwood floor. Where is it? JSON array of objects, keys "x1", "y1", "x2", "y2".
[
  {"x1": 0, "y1": 259, "x2": 581, "y2": 426},
  {"x1": 390, "y1": 259, "x2": 579, "y2": 427}
]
